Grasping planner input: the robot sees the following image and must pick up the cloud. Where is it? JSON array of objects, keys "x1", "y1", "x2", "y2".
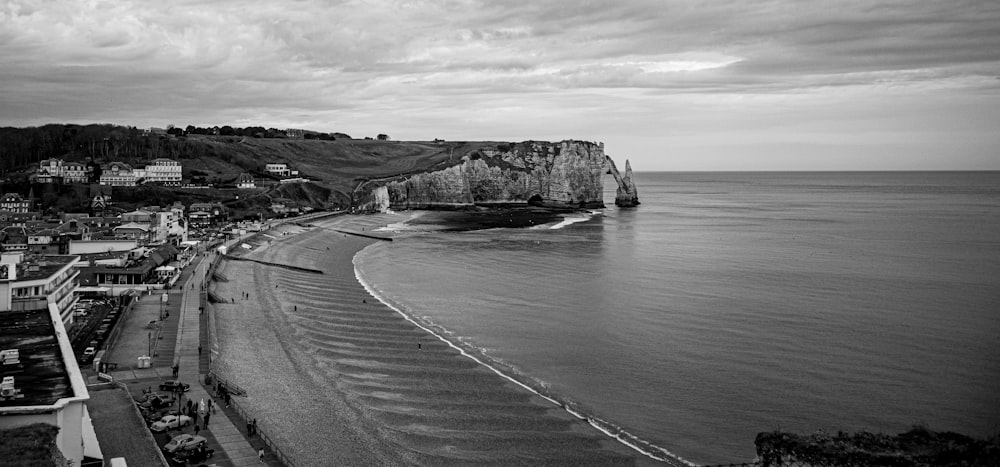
[{"x1": 1, "y1": 0, "x2": 998, "y2": 169}]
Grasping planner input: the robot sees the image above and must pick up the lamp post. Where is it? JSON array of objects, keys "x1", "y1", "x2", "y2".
[{"x1": 148, "y1": 331, "x2": 152, "y2": 357}]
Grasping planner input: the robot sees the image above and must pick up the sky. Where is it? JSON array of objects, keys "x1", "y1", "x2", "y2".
[{"x1": 2, "y1": 0, "x2": 999, "y2": 171}]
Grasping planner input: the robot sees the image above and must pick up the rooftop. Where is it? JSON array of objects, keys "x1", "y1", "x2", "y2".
[
  {"x1": 0, "y1": 309, "x2": 73, "y2": 407},
  {"x1": 8, "y1": 255, "x2": 77, "y2": 282}
]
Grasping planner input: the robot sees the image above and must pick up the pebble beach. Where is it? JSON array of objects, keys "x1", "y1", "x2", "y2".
[{"x1": 208, "y1": 215, "x2": 640, "y2": 466}]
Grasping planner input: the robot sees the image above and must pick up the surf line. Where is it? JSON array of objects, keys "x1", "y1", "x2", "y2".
[{"x1": 352, "y1": 249, "x2": 694, "y2": 466}]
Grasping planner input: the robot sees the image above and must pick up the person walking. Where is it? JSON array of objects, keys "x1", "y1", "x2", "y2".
[
  {"x1": 258, "y1": 448, "x2": 265, "y2": 463},
  {"x1": 194, "y1": 423, "x2": 200, "y2": 436},
  {"x1": 203, "y1": 412, "x2": 210, "y2": 427},
  {"x1": 252, "y1": 418, "x2": 258, "y2": 436}
]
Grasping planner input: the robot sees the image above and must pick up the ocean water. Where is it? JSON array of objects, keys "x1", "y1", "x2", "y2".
[{"x1": 354, "y1": 172, "x2": 1000, "y2": 464}]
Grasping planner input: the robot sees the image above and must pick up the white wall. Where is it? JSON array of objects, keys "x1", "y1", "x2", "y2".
[{"x1": 69, "y1": 240, "x2": 138, "y2": 255}]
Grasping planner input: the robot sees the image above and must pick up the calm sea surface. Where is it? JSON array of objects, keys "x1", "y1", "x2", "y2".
[{"x1": 354, "y1": 172, "x2": 1000, "y2": 464}]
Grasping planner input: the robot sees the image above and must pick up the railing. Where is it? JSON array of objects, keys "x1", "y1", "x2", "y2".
[
  {"x1": 10, "y1": 297, "x2": 48, "y2": 311},
  {"x1": 208, "y1": 372, "x2": 296, "y2": 467}
]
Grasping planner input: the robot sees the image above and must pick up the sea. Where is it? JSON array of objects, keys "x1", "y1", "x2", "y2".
[{"x1": 353, "y1": 171, "x2": 1000, "y2": 464}]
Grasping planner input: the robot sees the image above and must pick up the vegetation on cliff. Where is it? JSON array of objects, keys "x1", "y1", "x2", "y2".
[{"x1": 756, "y1": 426, "x2": 1000, "y2": 466}]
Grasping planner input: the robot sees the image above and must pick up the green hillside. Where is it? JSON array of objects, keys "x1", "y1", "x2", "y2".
[{"x1": 0, "y1": 124, "x2": 504, "y2": 214}]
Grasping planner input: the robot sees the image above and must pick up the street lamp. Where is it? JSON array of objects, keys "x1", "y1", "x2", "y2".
[{"x1": 148, "y1": 331, "x2": 152, "y2": 356}]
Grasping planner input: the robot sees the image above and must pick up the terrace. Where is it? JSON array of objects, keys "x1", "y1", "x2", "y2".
[{"x1": 0, "y1": 309, "x2": 73, "y2": 407}]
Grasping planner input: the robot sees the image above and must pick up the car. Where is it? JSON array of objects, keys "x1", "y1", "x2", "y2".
[
  {"x1": 150, "y1": 414, "x2": 193, "y2": 432},
  {"x1": 163, "y1": 434, "x2": 207, "y2": 453},
  {"x1": 83, "y1": 347, "x2": 96, "y2": 357},
  {"x1": 138, "y1": 392, "x2": 176, "y2": 409},
  {"x1": 171, "y1": 446, "x2": 214, "y2": 464},
  {"x1": 159, "y1": 380, "x2": 191, "y2": 392},
  {"x1": 142, "y1": 408, "x2": 180, "y2": 425}
]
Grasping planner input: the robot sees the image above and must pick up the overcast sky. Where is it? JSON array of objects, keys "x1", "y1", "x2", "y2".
[{"x1": 2, "y1": 0, "x2": 999, "y2": 170}]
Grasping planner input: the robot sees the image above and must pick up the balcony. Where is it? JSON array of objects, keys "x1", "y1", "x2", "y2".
[{"x1": 10, "y1": 297, "x2": 49, "y2": 312}]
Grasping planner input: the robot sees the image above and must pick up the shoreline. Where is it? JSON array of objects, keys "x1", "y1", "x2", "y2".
[
  {"x1": 210, "y1": 214, "x2": 645, "y2": 466},
  {"x1": 354, "y1": 248, "x2": 694, "y2": 466}
]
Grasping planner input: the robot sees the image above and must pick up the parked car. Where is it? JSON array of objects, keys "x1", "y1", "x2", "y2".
[
  {"x1": 171, "y1": 446, "x2": 214, "y2": 464},
  {"x1": 143, "y1": 408, "x2": 180, "y2": 425},
  {"x1": 163, "y1": 434, "x2": 207, "y2": 453},
  {"x1": 159, "y1": 380, "x2": 191, "y2": 392},
  {"x1": 150, "y1": 414, "x2": 193, "y2": 432},
  {"x1": 138, "y1": 392, "x2": 176, "y2": 409}
]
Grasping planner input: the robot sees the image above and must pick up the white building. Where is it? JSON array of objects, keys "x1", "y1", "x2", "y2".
[
  {"x1": 144, "y1": 159, "x2": 182, "y2": 186},
  {"x1": 0, "y1": 254, "x2": 80, "y2": 326},
  {"x1": 37, "y1": 159, "x2": 90, "y2": 184},
  {"x1": 0, "y1": 253, "x2": 100, "y2": 465},
  {"x1": 236, "y1": 173, "x2": 256, "y2": 189},
  {"x1": 0, "y1": 193, "x2": 30, "y2": 214},
  {"x1": 265, "y1": 163, "x2": 291, "y2": 177},
  {"x1": 99, "y1": 163, "x2": 140, "y2": 187}
]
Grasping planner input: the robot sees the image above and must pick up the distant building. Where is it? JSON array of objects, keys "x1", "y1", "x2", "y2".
[
  {"x1": 188, "y1": 203, "x2": 226, "y2": 226},
  {"x1": 236, "y1": 173, "x2": 256, "y2": 189},
  {"x1": 99, "y1": 163, "x2": 139, "y2": 187},
  {"x1": 265, "y1": 163, "x2": 291, "y2": 177},
  {"x1": 81, "y1": 243, "x2": 178, "y2": 292},
  {"x1": 285, "y1": 128, "x2": 305, "y2": 139},
  {"x1": 36, "y1": 159, "x2": 89, "y2": 184},
  {"x1": 0, "y1": 226, "x2": 28, "y2": 252},
  {"x1": 144, "y1": 159, "x2": 182, "y2": 186},
  {"x1": 0, "y1": 194, "x2": 30, "y2": 214}
]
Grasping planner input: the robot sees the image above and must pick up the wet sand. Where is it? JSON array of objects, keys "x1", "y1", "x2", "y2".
[{"x1": 210, "y1": 215, "x2": 640, "y2": 466}]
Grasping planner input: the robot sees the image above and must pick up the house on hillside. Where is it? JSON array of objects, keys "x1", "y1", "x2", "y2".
[
  {"x1": 1, "y1": 194, "x2": 30, "y2": 213},
  {"x1": 236, "y1": 173, "x2": 256, "y2": 189},
  {"x1": 144, "y1": 158, "x2": 182, "y2": 186},
  {"x1": 99, "y1": 162, "x2": 140, "y2": 186},
  {"x1": 35, "y1": 159, "x2": 89, "y2": 184},
  {"x1": 265, "y1": 163, "x2": 291, "y2": 177}
]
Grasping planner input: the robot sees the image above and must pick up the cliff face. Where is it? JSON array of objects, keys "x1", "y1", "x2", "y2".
[{"x1": 369, "y1": 140, "x2": 621, "y2": 211}]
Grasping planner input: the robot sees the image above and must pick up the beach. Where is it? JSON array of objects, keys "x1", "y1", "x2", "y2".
[{"x1": 209, "y1": 215, "x2": 641, "y2": 466}]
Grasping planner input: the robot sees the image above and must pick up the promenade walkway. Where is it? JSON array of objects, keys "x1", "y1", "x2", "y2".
[{"x1": 106, "y1": 249, "x2": 282, "y2": 467}]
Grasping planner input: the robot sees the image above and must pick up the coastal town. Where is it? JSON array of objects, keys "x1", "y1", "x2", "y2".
[{"x1": 0, "y1": 150, "x2": 329, "y2": 466}]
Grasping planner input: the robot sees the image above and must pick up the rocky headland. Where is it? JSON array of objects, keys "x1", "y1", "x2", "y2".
[{"x1": 358, "y1": 140, "x2": 639, "y2": 212}]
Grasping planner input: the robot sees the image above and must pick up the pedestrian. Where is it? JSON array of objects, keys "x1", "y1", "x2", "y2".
[
  {"x1": 258, "y1": 448, "x2": 265, "y2": 463},
  {"x1": 198, "y1": 345, "x2": 202, "y2": 355},
  {"x1": 247, "y1": 420, "x2": 252, "y2": 435},
  {"x1": 192, "y1": 410, "x2": 199, "y2": 425},
  {"x1": 294, "y1": 305, "x2": 297, "y2": 311},
  {"x1": 208, "y1": 398, "x2": 214, "y2": 413},
  {"x1": 252, "y1": 418, "x2": 258, "y2": 436},
  {"x1": 231, "y1": 297, "x2": 235, "y2": 303},
  {"x1": 194, "y1": 423, "x2": 200, "y2": 436},
  {"x1": 204, "y1": 412, "x2": 210, "y2": 427}
]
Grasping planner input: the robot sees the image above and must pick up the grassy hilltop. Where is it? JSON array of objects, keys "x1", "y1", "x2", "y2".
[{"x1": 0, "y1": 124, "x2": 502, "y2": 215}]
